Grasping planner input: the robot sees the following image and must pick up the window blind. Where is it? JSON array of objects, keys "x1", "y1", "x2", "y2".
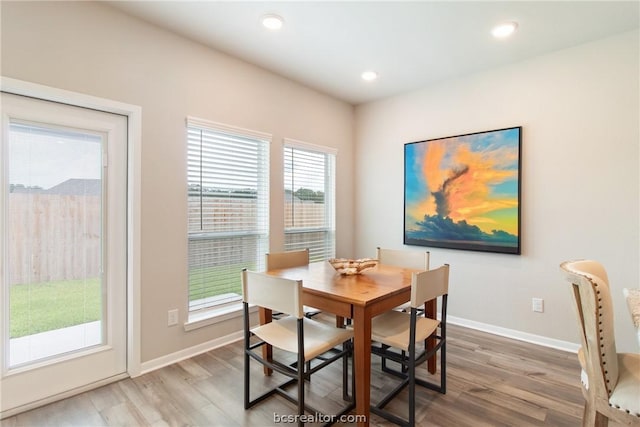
[
  {"x1": 187, "y1": 119, "x2": 269, "y2": 312},
  {"x1": 283, "y1": 140, "x2": 335, "y2": 262}
]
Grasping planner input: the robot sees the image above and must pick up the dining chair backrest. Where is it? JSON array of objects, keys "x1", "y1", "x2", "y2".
[
  {"x1": 265, "y1": 248, "x2": 310, "y2": 270},
  {"x1": 560, "y1": 260, "x2": 619, "y2": 395},
  {"x1": 411, "y1": 264, "x2": 449, "y2": 308},
  {"x1": 376, "y1": 247, "x2": 429, "y2": 270},
  {"x1": 369, "y1": 262, "x2": 450, "y2": 424},
  {"x1": 241, "y1": 270, "x2": 303, "y2": 319}
]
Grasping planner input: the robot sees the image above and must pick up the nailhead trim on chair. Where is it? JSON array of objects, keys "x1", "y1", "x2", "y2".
[
  {"x1": 594, "y1": 280, "x2": 615, "y2": 396},
  {"x1": 591, "y1": 280, "x2": 611, "y2": 396},
  {"x1": 609, "y1": 403, "x2": 639, "y2": 417},
  {"x1": 610, "y1": 402, "x2": 639, "y2": 416}
]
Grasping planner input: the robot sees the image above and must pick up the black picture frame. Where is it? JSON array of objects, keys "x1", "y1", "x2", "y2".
[{"x1": 404, "y1": 127, "x2": 522, "y2": 254}]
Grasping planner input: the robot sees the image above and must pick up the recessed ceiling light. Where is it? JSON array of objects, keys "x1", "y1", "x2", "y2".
[
  {"x1": 361, "y1": 71, "x2": 378, "y2": 82},
  {"x1": 261, "y1": 14, "x2": 284, "y2": 31},
  {"x1": 491, "y1": 21, "x2": 518, "y2": 39}
]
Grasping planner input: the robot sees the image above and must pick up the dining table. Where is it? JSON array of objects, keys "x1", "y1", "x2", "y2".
[{"x1": 262, "y1": 260, "x2": 436, "y2": 426}]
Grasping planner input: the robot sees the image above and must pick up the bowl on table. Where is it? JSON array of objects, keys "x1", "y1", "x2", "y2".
[{"x1": 328, "y1": 258, "x2": 379, "y2": 275}]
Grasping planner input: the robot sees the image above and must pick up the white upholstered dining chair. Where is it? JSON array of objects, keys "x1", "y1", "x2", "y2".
[
  {"x1": 376, "y1": 247, "x2": 430, "y2": 272},
  {"x1": 265, "y1": 248, "x2": 321, "y2": 318},
  {"x1": 376, "y1": 247, "x2": 430, "y2": 372},
  {"x1": 560, "y1": 260, "x2": 640, "y2": 426},
  {"x1": 376, "y1": 247, "x2": 429, "y2": 310},
  {"x1": 242, "y1": 269, "x2": 354, "y2": 425},
  {"x1": 369, "y1": 264, "x2": 450, "y2": 427}
]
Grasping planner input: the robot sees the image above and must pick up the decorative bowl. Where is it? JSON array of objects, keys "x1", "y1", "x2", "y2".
[{"x1": 328, "y1": 258, "x2": 379, "y2": 275}]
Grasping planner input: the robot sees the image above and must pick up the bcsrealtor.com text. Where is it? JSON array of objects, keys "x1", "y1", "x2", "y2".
[{"x1": 273, "y1": 412, "x2": 366, "y2": 424}]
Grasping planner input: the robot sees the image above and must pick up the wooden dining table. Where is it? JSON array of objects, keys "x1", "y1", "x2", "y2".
[{"x1": 263, "y1": 261, "x2": 436, "y2": 426}]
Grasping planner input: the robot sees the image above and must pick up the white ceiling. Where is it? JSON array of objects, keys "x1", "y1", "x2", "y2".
[{"x1": 108, "y1": 1, "x2": 640, "y2": 105}]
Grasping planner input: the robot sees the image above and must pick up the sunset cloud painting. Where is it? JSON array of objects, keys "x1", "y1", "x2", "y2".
[{"x1": 404, "y1": 127, "x2": 521, "y2": 254}]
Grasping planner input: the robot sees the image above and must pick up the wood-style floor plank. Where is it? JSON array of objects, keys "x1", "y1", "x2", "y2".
[{"x1": 1, "y1": 323, "x2": 623, "y2": 426}]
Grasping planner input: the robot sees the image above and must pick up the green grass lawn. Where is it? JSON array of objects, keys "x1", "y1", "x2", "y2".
[
  {"x1": 9, "y1": 263, "x2": 255, "y2": 339},
  {"x1": 9, "y1": 278, "x2": 101, "y2": 338},
  {"x1": 188, "y1": 262, "x2": 256, "y2": 302}
]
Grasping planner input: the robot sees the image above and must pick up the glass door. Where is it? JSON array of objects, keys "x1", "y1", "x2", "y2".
[{"x1": 1, "y1": 92, "x2": 127, "y2": 417}]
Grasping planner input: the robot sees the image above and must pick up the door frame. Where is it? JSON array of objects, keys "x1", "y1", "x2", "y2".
[{"x1": 0, "y1": 77, "x2": 142, "y2": 414}]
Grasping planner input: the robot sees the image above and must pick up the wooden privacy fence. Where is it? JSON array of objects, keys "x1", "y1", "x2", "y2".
[
  {"x1": 8, "y1": 193, "x2": 100, "y2": 285},
  {"x1": 188, "y1": 195, "x2": 326, "y2": 233},
  {"x1": 10, "y1": 193, "x2": 325, "y2": 285}
]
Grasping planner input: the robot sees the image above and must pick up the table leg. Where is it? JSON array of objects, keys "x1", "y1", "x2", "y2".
[
  {"x1": 353, "y1": 306, "x2": 371, "y2": 426},
  {"x1": 425, "y1": 299, "x2": 437, "y2": 375},
  {"x1": 258, "y1": 307, "x2": 273, "y2": 376}
]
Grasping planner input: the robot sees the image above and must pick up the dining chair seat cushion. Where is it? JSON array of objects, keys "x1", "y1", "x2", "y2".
[
  {"x1": 577, "y1": 338, "x2": 640, "y2": 417},
  {"x1": 251, "y1": 316, "x2": 353, "y2": 361},
  {"x1": 609, "y1": 352, "x2": 640, "y2": 416},
  {"x1": 371, "y1": 310, "x2": 439, "y2": 352}
]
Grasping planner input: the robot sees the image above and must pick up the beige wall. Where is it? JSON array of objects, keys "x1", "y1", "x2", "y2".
[
  {"x1": 3, "y1": 0, "x2": 638, "y2": 363},
  {"x1": 0, "y1": 1, "x2": 354, "y2": 362},
  {"x1": 354, "y1": 30, "x2": 640, "y2": 353}
]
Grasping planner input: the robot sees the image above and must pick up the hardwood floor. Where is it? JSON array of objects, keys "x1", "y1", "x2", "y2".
[{"x1": 1, "y1": 323, "x2": 606, "y2": 426}]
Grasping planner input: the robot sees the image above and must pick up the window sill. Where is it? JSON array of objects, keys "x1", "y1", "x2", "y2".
[{"x1": 184, "y1": 303, "x2": 257, "y2": 332}]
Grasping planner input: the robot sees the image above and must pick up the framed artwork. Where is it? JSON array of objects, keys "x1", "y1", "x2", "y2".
[{"x1": 404, "y1": 127, "x2": 521, "y2": 254}]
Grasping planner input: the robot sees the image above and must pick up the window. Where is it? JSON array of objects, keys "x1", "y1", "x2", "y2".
[
  {"x1": 284, "y1": 139, "x2": 336, "y2": 261},
  {"x1": 187, "y1": 117, "x2": 269, "y2": 314}
]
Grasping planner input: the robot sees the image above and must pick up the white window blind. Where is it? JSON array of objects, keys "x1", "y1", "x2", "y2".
[
  {"x1": 187, "y1": 118, "x2": 269, "y2": 313},
  {"x1": 284, "y1": 139, "x2": 335, "y2": 262}
]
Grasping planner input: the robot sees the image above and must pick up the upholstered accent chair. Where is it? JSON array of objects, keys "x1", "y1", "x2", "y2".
[{"x1": 560, "y1": 260, "x2": 640, "y2": 427}]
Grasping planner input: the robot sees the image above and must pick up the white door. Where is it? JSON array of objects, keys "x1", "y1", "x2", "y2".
[{"x1": 0, "y1": 92, "x2": 128, "y2": 416}]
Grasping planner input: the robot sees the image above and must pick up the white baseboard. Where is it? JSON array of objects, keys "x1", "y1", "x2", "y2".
[
  {"x1": 138, "y1": 317, "x2": 580, "y2": 377},
  {"x1": 448, "y1": 315, "x2": 580, "y2": 353},
  {"x1": 138, "y1": 330, "x2": 244, "y2": 376}
]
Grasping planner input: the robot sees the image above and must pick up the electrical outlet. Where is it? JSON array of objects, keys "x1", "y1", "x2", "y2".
[
  {"x1": 532, "y1": 298, "x2": 544, "y2": 313},
  {"x1": 168, "y1": 309, "x2": 179, "y2": 326}
]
